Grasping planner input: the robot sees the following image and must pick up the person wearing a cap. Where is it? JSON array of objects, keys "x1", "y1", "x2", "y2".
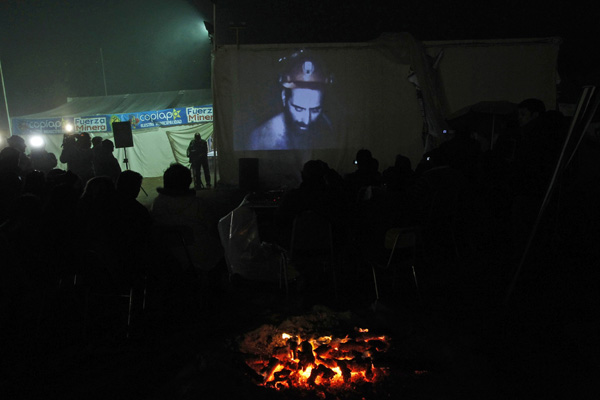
[
  {"x1": 6, "y1": 135, "x2": 33, "y2": 176},
  {"x1": 249, "y1": 51, "x2": 334, "y2": 150}
]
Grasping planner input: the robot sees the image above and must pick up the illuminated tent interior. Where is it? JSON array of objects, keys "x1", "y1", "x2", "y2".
[
  {"x1": 213, "y1": 33, "x2": 560, "y2": 188},
  {"x1": 11, "y1": 89, "x2": 213, "y2": 178},
  {"x1": 10, "y1": 34, "x2": 560, "y2": 187}
]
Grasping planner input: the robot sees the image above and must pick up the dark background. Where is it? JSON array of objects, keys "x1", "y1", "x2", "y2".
[{"x1": 1, "y1": 0, "x2": 598, "y2": 135}]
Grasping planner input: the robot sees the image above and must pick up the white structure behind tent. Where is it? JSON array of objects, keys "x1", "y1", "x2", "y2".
[
  {"x1": 11, "y1": 89, "x2": 213, "y2": 178},
  {"x1": 212, "y1": 34, "x2": 560, "y2": 188}
]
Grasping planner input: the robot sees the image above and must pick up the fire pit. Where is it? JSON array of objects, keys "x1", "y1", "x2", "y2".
[{"x1": 237, "y1": 307, "x2": 428, "y2": 398}]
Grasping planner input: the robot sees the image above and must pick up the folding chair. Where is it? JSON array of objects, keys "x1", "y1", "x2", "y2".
[
  {"x1": 371, "y1": 226, "x2": 423, "y2": 305},
  {"x1": 153, "y1": 224, "x2": 196, "y2": 272},
  {"x1": 81, "y1": 250, "x2": 147, "y2": 339},
  {"x1": 218, "y1": 204, "x2": 296, "y2": 300},
  {"x1": 424, "y1": 183, "x2": 463, "y2": 260},
  {"x1": 287, "y1": 210, "x2": 338, "y2": 300}
]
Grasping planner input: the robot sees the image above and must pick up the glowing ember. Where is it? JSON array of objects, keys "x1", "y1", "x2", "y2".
[{"x1": 244, "y1": 328, "x2": 391, "y2": 392}]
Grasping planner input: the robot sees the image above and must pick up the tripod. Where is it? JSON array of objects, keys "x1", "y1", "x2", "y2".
[{"x1": 123, "y1": 147, "x2": 148, "y2": 196}]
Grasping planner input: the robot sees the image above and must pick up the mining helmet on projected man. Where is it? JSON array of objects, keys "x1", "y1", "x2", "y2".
[{"x1": 278, "y1": 50, "x2": 333, "y2": 89}]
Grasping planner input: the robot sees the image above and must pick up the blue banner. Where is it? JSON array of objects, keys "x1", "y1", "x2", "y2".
[
  {"x1": 11, "y1": 106, "x2": 213, "y2": 135},
  {"x1": 12, "y1": 117, "x2": 73, "y2": 135},
  {"x1": 109, "y1": 106, "x2": 213, "y2": 130}
]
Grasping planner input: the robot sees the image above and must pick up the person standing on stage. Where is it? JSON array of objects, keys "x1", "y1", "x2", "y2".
[{"x1": 186, "y1": 133, "x2": 211, "y2": 189}]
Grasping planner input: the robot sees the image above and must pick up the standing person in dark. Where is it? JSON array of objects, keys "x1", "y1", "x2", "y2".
[
  {"x1": 29, "y1": 139, "x2": 57, "y2": 175},
  {"x1": 187, "y1": 133, "x2": 211, "y2": 189},
  {"x1": 91, "y1": 136, "x2": 103, "y2": 174},
  {"x1": 509, "y1": 98, "x2": 564, "y2": 248},
  {"x1": 60, "y1": 132, "x2": 95, "y2": 185},
  {"x1": 6, "y1": 135, "x2": 32, "y2": 176}
]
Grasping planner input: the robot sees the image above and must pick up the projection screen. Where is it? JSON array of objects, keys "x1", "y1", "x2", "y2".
[{"x1": 213, "y1": 39, "x2": 428, "y2": 189}]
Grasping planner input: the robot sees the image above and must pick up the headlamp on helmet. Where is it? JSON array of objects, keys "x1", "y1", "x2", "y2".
[{"x1": 278, "y1": 50, "x2": 333, "y2": 89}]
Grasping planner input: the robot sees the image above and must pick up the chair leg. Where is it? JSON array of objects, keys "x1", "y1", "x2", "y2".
[
  {"x1": 411, "y1": 265, "x2": 423, "y2": 305},
  {"x1": 280, "y1": 253, "x2": 289, "y2": 302},
  {"x1": 142, "y1": 275, "x2": 148, "y2": 311},
  {"x1": 126, "y1": 287, "x2": 134, "y2": 339},
  {"x1": 371, "y1": 263, "x2": 380, "y2": 301},
  {"x1": 330, "y1": 251, "x2": 339, "y2": 300}
]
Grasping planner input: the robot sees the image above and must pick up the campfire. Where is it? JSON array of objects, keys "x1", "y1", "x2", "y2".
[{"x1": 242, "y1": 325, "x2": 392, "y2": 395}]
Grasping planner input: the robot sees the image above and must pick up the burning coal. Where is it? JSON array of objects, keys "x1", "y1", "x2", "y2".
[{"x1": 243, "y1": 327, "x2": 391, "y2": 393}]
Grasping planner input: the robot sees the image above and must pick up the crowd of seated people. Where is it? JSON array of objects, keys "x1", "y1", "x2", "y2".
[
  {"x1": 269, "y1": 98, "x2": 572, "y2": 294},
  {"x1": 0, "y1": 98, "x2": 579, "y2": 359},
  {"x1": 0, "y1": 136, "x2": 211, "y2": 363}
]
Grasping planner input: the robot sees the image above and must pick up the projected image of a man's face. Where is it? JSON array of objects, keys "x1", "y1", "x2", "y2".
[
  {"x1": 283, "y1": 88, "x2": 323, "y2": 133},
  {"x1": 246, "y1": 51, "x2": 335, "y2": 150}
]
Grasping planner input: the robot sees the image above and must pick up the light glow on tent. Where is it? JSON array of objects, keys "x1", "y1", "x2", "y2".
[
  {"x1": 29, "y1": 135, "x2": 45, "y2": 148},
  {"x1": 64, "y1": 123, "x2": 74, "y2": 132}
]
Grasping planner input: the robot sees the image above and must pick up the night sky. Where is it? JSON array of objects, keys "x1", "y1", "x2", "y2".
[{"x1": 1, "y1": 0, "x2": 598, "y2": 135}]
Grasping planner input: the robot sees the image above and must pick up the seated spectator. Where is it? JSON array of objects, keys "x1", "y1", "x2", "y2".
[
  {"x1": 509, "y1": 99, "x2": 565, "y2": 249},
  {"x1": 0, "y1": 194, "x2": 45, "y2": 285},
  {"x1": 112, "y1": 170, "x2": 154, "y2": 277},
  {"x1": 408, "y1": 147, "x2": 468, "y2": 223},
  {"x1": 114, "y1": 170, "x2": 152, "y2": 242},
  {"x1": 344, "y1": 149, "x2": 382, "y2": 201},
  {"x1": 22, "y1": 170, "x2": 46, "y2": 200},
  {"x1": 94, "y1": 139, "x2": 121, "y2": 182},
  {"x1": 0, "y1": 147, "x2": 24, "y2": 223},
  {"x1": 511, "y1": 99, "x2": 564, "y2": 197},
  {"x1": 41, "y1": 176, "x2": 84, "y2": 278},
  {"x1": 150, "y1": 163, "x2": 222, "y2": 273},
  {"x1": 77, "y1": 176, "x2": 119, "y2": 245},
  {"x1": 382, "y1": 154, "x2": 415, "y2": 192},
  {"x1": 276, "y1": 159, "x2": 349, "y2": 249},
  {"x1": 438, "y1": 129, "x2": 482, "y2": 182}
]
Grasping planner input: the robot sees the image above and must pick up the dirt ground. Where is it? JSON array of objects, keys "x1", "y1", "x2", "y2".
[{"x1": 136, "y1": 175, "x2": 244, "y2": 217}]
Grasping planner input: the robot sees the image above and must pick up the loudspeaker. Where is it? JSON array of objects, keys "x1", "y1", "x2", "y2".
[
  {"x1": 239, "y1": 158, "x2": 259, "y2": 191},
  {"x1": 112, "y1": 121, "x2": 134, "y2": 148}
]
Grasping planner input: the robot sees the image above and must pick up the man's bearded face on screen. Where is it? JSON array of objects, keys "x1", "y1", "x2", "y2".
[{"x1": 282, "y1": 87, "x2": 324, "y2": 134}]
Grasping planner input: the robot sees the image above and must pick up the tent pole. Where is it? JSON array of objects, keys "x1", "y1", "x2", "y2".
[
  {"x1": 212, "y1": 2, "x2": 217, "y2": 53},
  {"x1": 212, "y1": 121, "x2": 217, "y2": 188},
  {"x1": 0, "y1": 59, "x2": 12, "y2": 135},
  {"x1": 565, "y1": 86, "x2": 597, "y2": 168},
  {"x1": 211, "y1": 2, "x2": 217, "y2": 187},
  {"x1": 503, "y1": 86, "x2": 598, "y2": 307},
  {"x1": 100, "y1": 48, "x2": 108, "y2": 96},
  {"x1": 490, "y1": 114, "x2": 495, "y2": 150}
]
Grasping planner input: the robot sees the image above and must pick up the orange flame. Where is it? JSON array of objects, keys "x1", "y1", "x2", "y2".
[{"x1": 247, "y1": 330, "x2": 391, "y2": 392}]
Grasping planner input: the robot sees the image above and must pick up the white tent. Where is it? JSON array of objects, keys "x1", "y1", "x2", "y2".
[
  {"x1": 212, "y1": 33, "x2": 560, "y2": 188},
  {"x1": 11, "y1": 89, "x2": 213, "y2": 177},
  {"x1": 423, "y1": 37, "x2": 561, "y2": 116},
  {"x1": 10, "y1": 34, "x2": 560, "y2": 187}
]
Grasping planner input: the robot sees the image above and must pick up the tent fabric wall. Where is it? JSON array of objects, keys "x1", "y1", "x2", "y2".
[
  {"x1": 213, "y1": 34, "x2": 560, "y2": 189},
  {"x1": 165, "y1": 123, "x2": 213, "y2": 166},
  {"x1": 424, "y1": 37, "x2": 561, "y2": 116}
]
